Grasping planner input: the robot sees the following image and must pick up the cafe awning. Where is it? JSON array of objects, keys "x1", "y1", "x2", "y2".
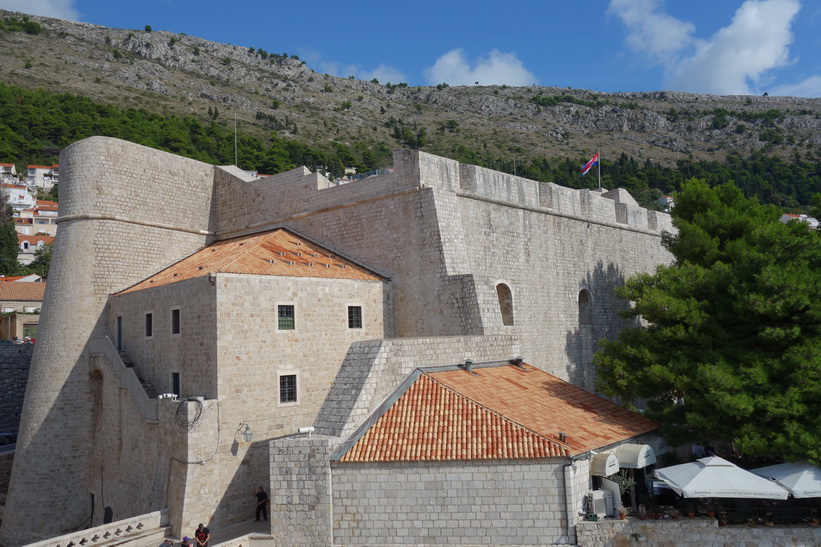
[
  {"x1": 615, "y1": 443, "x2": 656, "y2": 468},
  {"x1": 591, "y1": 452, "x2": 619, "y2": 476}
]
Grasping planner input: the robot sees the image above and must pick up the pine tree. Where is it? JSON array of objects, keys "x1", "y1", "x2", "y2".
[{"x1": 595, "y1": 179, "x2": 821, "y2": 465}]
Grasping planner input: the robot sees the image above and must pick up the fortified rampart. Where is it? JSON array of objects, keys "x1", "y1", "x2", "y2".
[{"x1": 1, "y1": 138, "x2": 673, "y2": 545}]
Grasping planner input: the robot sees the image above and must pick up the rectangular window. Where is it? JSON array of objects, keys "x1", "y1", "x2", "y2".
[
  {"x1": 347, "y1": 305, "x2": 362, "y2": 329},
  {"x1": 279, "y1": 374, "x2": 297, "y2": 404},
  {"x1": 170, "y1": 308, "x2": 181, "y2": 335},
  {"x1": 171, "y1": 372, "x2": 180, "y2": 397},
  {"x1": 277, "y1": 305, "x2": 295, "y2": 331},
  {"x1": 145, "y1": 312, "x2": 153, "y2": 338}
]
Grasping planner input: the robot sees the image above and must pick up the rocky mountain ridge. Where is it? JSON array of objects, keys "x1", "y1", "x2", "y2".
[{"x1": 2, "y1": 8, "x2": 821, "y2": 168}]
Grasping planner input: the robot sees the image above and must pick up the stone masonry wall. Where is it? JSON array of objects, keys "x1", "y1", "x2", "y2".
[
  {"x1": 1, "y1": 138, "x2": 218, "y2": 546},
  {"x1": 269, "y1": 436, "x2": 333, "y2": 547},
  {"x1": 314, "y1": 335, "x2": 521, "y2": 439},
  {"x1": 2, "y1": 137, "x2": 676, "y2": 545},
  {"x1": 332, "y1": 459, "x2": 570, "y2": 545},
  {"x1": 209, "y1": 149, "x2": 673, "y2": 383},
  {"x1": 0, "y1": 344, "x2": 33, "y2": 434},
  {"x1": 107, "y1": 272, "x2": 389, "y2": 532},
  {"x1": 576, "y1": 517, "x2": 821, "y2": 547}
]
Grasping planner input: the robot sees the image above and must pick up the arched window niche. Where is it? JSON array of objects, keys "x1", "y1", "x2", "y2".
[
  {"x1": 496, "y1": 283, "x2": 514, "y2": 326},
  {"x1": 578, "y1": 289, "x2": 593, "y2": 326}
]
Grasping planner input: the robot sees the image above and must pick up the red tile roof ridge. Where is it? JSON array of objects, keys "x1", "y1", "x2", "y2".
[
  {"x1": 423, "y1": 371, "x2": 574, "y2": 451},
  {"x1": 334, "y1": 370, "x2": 573, "y2": 463}
]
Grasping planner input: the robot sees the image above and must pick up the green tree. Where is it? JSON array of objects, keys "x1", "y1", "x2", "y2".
[
  {"x1": 28, "y1": 242, "x2": 52, "y2": 277},
  {"x1": 0, "y1": 198, "x2": 20, "y2": 275},
  {"x1": 595, "y1": 179, "x2": 821, "y2": 465}
]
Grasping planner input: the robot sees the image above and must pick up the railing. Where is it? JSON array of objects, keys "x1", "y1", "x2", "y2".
[
  {"x1": 88, "y1": 335, "x2": 158, "y2": 422},
  {"x1": 24, "y1": 510, "x2": 168, "y2": 547}
]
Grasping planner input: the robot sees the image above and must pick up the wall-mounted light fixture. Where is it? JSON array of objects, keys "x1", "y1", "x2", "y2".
[{"x1": 242, "y1": 424, "x2": 254, "y2": 442}]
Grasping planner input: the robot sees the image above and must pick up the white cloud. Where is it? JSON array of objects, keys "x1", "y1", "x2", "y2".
[
  {"x1": 0, "y1": 0, "x2": 79, "y2": 20},
  {"x1": 607, "y1": 0, "x2": 696, "y2": 64},
  {"x1": 668, "y1": 0, "x2": 800, "y2": 95},
  {"x1": 423, "y1": 48, "x2": 537, "y2": 87},
  {"x1": 610, "y1": 0, "x2": 805, "y2": 95},
  {"x1": 300, "y1": 48, "x2": 406, "y2": 85},
  {"x1": 359, "y1": 64, "x2": 406, "y2": 85},
  {"x1": 769, "y1": 75, "x2": 821, "y2": 97}
]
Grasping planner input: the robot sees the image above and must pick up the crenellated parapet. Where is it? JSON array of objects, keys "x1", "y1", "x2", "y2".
[{"x1": 211, "y1": 148, "x2": 672, "y2": 240}]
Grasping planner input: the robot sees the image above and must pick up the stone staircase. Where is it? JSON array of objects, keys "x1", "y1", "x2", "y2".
[{"x1": 118, "y1": 351, "x2": 158, "y2": 399}]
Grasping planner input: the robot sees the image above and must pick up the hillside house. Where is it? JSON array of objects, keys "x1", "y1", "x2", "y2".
[
  {"x1": 15, "y1": 199, "x2": 59, "y2": 236},
  {"x1": 0, "y1": 182, "x2": 36, "y2": 211},
  {"x1": 26, "y1": 163, "x2": 58, "y2": 190},
  {"x1": 0, "y1": 163, "x2": 17, "y2": 183},
  {"x1": 17, "y1": 233, "x2": 54, "y2": 265}
]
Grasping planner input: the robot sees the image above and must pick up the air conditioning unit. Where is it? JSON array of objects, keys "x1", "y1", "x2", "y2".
[{"x1": 588, "y1": 490, "x2": 614, "y2": 518}]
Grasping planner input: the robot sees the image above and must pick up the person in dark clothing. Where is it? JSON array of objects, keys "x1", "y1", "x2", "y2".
[
  {"x1": 255, "y1": 486, "x2": 269, "y2": 521},
  {"x1": 195, "y1": 523, "x2": 210, "y2": 547}
]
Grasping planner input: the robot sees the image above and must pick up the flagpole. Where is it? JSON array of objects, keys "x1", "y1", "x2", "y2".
[{"x1": 597, "y1": 149, "x2": 601, "y2": 191}]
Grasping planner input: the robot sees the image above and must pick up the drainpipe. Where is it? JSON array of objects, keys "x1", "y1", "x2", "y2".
[{"x1": 563, "y1": 461, "x2": 577, "y2": 544}]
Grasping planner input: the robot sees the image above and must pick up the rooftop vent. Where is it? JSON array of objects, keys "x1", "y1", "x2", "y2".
[
  {"x1": 324, "y1": 263, "x2": 331, "y2": 268},
  {"x1": 461, "y1": 359, "x2": 476, "y2": 374},
  {"x1": 295, "y1": 252, "x2": 302, "y2": 257},
  {"x1": 558, "y1": 432, "x2": 568, "y2": 444},
  {"x1": 510, "y1": 356, "x2": 524, "y2": 368},
  {"x1": 287, "y1": 261, "x2": 295, "y2": 266},
  {"x1": 307, "y1": 262, "x2": 314, "y2": 266},
  {"x1": 279, "y1": 252, "x2": 286, "y2": 256}
]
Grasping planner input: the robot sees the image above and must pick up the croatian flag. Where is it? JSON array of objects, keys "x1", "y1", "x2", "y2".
[{"x1": 581, "y1": 153, "x2": 599, "y2": 175}]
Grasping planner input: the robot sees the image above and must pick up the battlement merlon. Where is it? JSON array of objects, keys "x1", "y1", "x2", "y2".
[
  {"x1": 397, "y1": 149, "x2": 672, "y2": 234},
  {"x1": 217, "y1": 148, "x2": 672, "y2": 237},
  {"x1": 55, "y1": 137, "x2": 670, "y2": 239}
]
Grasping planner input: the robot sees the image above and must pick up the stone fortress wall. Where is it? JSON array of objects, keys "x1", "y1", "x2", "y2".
[
  {"x1": 1, "y1": 138, "x2": 218, "y2": 545},
  {"x1": 1, "y1": 137, "x2": 673, "y2": 545},
  {"x1": 212, "y1": 147, "x2": 673, "y2": 385}
]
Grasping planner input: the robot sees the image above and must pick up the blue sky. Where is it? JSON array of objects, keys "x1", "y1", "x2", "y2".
[{"x1": 2, "y1": 0, "x2": 821, "y2": 97}]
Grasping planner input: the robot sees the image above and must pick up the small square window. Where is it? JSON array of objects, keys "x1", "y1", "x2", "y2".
[
  {"x1": 171, "y1": 308, "x2": 181, "y2": 335},
  {"x1": 278, "y1": 305, "x2": 295, "y2": 330},
  {"x1": 145, "y1": 312, "x2": 153, "y2": 338},
  {"x1": 347, "y1": 306, "x2": 362, "y2": 329},
  {"x1": 279, "y1": 374, "x2": 297, "y2": 403}
]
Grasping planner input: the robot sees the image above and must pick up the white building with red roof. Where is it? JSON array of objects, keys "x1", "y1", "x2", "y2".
[
  {"x1": 779, "y1": 213, "x2": 819, "y2": 230},
  {"x1": 0, "y1": 163, "x2": 18, "y2": 183},
  {"x1": 0, "y1": 182, "x2": 36, "y2": 211},
  {"x1": 26, "y1": 164, "x2": 58, "y2": 190},
  {"x1": 17, "y1": 233, "x2": 54, "y2": 265},
  {"x1": 15, "y1": 199, "x2": 58, "y2": 236}
]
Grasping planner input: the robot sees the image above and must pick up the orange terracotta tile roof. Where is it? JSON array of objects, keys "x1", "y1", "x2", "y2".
[
  {"x1": 117, "y1": 228, "x2": 386, "y2": 295},
  {"x1": 18, "y1": 234, "x2": 55, "y2": 245},
  {"x1": 335, "y1": 363, "x2": 659, "y2": 463},
  {"x1": 0, "y1": 282, "x2": 46, "y2": 302}
]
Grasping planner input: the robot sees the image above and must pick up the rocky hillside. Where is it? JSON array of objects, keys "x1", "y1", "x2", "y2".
[{"x1": 2, "y1": 9, "x2": 821, "y2": 168}]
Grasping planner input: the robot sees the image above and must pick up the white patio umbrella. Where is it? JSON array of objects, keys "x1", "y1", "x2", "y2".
[
  {"x1": 654, "y1": 456, "x2": 789, "y2": 499},
  {"x1": 750, "y1": 462, "x2": 821, "y2": 499}
]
